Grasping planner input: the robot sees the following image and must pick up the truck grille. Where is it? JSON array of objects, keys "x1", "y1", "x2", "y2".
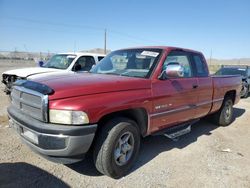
[{"x1": 11, "y1": 86, "x2": 48, "y2": 122}]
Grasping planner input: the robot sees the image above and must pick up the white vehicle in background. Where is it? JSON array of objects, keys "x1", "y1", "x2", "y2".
[{"x1": 2, "y1": 52, "x2": 105, "y2": 94}]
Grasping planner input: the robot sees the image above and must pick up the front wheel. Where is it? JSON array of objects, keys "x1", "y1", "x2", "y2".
[
  {"x1": 212, "y1": 98, "x2": 233, "y2": 126},
  {"x1": 93, "y1": 117, "x2": 140, "y2": 179}
]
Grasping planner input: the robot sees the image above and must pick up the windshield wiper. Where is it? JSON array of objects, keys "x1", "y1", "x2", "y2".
[
  {"x1": 103, "y1": 72, "x2": 120, "y2": 75},
  {"x1": 95, "y1": 72, "x2": 143, "y2": 78},
  {"x1": 121, "y1": 74, "x2": 144, "y2": 78},
  {"x1": 120, "y1": 72, "x2": 144, "y2": 78}
]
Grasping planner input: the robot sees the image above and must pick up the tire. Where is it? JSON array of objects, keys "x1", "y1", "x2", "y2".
[
  {"x1": 212, "y1": 97, "x2": 233, "y2": 126},
  {"x1": 93, "y1": 117, "x2": 140, "y2": 179},
  {"x1": 242, "y1": 85, "x2": 249, "y2": 98}
]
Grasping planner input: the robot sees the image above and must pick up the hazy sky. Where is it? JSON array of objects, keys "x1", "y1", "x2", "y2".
[{"x1": 0, "y1": 0, "x2": 249, "y2": 59}]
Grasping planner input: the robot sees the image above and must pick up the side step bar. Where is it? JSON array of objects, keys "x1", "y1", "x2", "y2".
[
  {"x1": 164, "y1": 125, "x2": 191, "y2": 141},
  {"x1": 153, "y1": 119, "x2": 199, "y2": 141}
]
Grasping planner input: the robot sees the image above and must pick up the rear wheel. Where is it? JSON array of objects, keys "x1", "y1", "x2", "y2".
[
  {"x1": 93, "y1": 117, "x2": 140, "y2": 179},
  {"x1": 242, "y1": 84, "x2": 249, "y2": 98},
  {"x1": 212, "y1": 97, "x2": 233, "y2": 126}
]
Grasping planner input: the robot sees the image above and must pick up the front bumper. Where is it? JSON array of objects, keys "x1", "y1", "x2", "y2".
[{"x1": 7, "y1": 106, "x2": 97, "y2": 164}]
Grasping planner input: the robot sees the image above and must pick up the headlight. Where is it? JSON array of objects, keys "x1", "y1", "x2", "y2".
[{"x1": 49, "y1": 109, "x2": 89, "y2": 125}]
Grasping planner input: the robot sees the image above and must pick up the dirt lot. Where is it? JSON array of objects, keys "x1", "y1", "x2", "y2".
[{"x1": 0, "y1": 60, "x2": 250, "y2": 188}]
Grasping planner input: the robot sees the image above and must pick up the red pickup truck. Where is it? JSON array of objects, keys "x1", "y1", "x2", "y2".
[{"x1": 8, "y1": 46, "x2": 241, "y2": 178}]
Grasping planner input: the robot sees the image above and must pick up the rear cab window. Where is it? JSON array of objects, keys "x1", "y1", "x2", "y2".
[{"x1": 192, "y1": 53, "x2": 209, "y2": 77}]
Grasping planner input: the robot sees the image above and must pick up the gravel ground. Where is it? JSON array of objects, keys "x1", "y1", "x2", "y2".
[{"x1": 0, "y1": 61, "x2": 250, "y2": 188}]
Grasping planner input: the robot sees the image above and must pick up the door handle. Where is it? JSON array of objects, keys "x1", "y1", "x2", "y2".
[{"x1": 193, "y1": 84, "x2": 198, "y2": 89}]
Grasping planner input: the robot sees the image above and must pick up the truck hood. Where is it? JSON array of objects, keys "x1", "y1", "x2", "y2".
[
  {"x1": 3, "y1": 67, "x2": 62, "y2": 78},
  {"x1": 31, "y1": 72, "x2": 151, "y2": 100}
]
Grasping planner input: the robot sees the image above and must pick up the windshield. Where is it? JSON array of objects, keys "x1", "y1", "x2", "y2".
[
  {"x1": 215, "y1": 68, "x2": 246, "y2": 76},
  {"x1": 90, "y1": 49, "x2": 162, "y2": 78},
  {"x1": 43, "y1": 54, "x2": 76, "y2": 69}
]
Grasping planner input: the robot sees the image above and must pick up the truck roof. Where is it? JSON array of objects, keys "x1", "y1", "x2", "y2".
[
  {"x1": 120, "y1": 46, "x2": 203, "y2": 54},
  {"x1": 58, "y1": 52, "x2": 106, "y2": 57}
]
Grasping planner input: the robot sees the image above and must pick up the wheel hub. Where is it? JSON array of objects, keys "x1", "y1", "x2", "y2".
[
  {"x1": 114, "y1": 132, "x2": 134, "y2": 166},
  {"x1": 225, "y1": 102, "x2": 232, "y2": 120}
]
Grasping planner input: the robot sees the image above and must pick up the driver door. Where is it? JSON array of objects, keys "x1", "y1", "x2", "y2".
[{"x1": 150, "y1": 50, "x2": 198, "y2": 133}]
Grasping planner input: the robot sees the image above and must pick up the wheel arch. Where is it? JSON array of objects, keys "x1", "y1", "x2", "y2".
[
  {"x1": 96, "y1": 108, "x2": 149, "y2": 137},
  {"x1": 224, "y1": 90, "x2": 236, "y2": 104}
]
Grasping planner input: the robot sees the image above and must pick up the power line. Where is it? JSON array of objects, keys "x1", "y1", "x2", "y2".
[
  {"x1": 1, "y1": 23, "x2": 102, "y2": 36},
  {"x1": 109, "y1": 29, "x2": 163, "y2": 44},
  {"x1": 3, "y1": 16, "x2": 104, "y2": 31},
  {"x1": 2, "y1": 16, "x2": 164, "y2": 44}
]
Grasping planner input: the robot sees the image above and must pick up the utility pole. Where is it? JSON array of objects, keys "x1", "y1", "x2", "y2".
[{"x1": 104, "y1": 29, "x2": 107, "y2": 54}]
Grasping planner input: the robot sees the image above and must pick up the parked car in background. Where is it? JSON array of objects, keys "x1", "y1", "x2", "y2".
[
  {"x1": 215, "y1": 65, "x2": 250, "y2": 98},
  {"x1": 8, "y1": 46, "x2": 241, "y2": 178},
  {"x1": 2, "y1": 52, "x2": 105, "y2": 94}
]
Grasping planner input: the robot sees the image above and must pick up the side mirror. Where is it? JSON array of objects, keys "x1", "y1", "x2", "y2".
[
  {"x1": 38, "y1": 61, "x2": 44, "y2": 67},
  {"x1": 159, "y1": 63, "x2": 184, "y2": 80}
]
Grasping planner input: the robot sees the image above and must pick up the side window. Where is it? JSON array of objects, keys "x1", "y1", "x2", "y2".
[
  {"x1": 75, "y1": 56, "x2": 95, "y2": 71},
  {"x1": 98, "y1": 56, "x2": 104, "y2": 61},
  {"x1": 193, "y1": 54, "x2": 208, "y2": 77},
  {"x1": 163, "y1": 51, "x2": 192, "y2": 78}
]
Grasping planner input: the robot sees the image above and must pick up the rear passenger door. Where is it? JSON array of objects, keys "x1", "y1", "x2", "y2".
[
  {"x1": 191, "y1": 53, "x2": 213, "y2": 118},
  {"x1": 151, "y1": 50, "x2": 199, "y2": 132}
]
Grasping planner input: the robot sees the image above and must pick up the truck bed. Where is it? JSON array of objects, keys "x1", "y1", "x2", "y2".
[{"x1": 210, "y1": 75, "x2": 241, "y2": 114}]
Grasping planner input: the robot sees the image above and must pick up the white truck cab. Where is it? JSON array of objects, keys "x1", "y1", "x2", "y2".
[{"x1": 2, "y1": 52, "x2": 105, "y2": 94}]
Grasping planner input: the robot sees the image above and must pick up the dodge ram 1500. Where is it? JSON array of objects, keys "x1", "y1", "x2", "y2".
[{"x1": 7, "y1": 46, "x2": 241, "y2": 178}]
